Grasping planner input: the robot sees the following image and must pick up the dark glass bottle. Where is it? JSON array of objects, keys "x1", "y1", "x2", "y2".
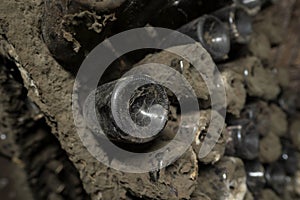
[
  {"x1": 149, "y1": 0, "x2": 234, "y2": 29},
  {"x1": 244, "y1": 160, "x2": 266, "y2": 194},
  {"x1": 261, "y1": 0, "x2": 279, "y2": 9},
  {"x1": 213, "y1": 5, "x2": 253, "y2": 44},
  {"x1": 113, "y1": 0, "x2": 167, "y2": 32},
  {"x1": 177, "y1": 15, "x2": 230, "y2": 60},
  {"x1": 148, "y1": 0, "x2": 260, "y2": 29},
  {"x1": 265, "y1": 162, "x2": 288, "y2": 195},
  {"x1": 280, "y1": 139, "x2": 298, "y2": 176},
  {"x1": 234, "y1": 0, "x2": 262, "y2": 15},
  {"x1": 83, "y1": 75, "x2": 169, "y2": 144}
]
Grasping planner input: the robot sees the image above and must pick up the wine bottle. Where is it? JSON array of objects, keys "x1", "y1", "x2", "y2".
[
  {"x1": 83, "y1": 74, "x2": 169, "y2": 144},
  {"x1": 178, "y1": 15, "x2": 231, "y2": 60},
  {"x1": 213, "y1": 5, "x2": 253, "y2": 44}
]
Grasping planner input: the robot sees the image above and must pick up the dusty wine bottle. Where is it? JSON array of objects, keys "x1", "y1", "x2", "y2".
[
  {"x1": 225, "y1": 119, "x2": 259, "y2": 160},
  {"x1": 149, "y1": 0, "x2": 261, "y2": 29},
  {"x1": 149, "y1": 0, "x2": 236, "y2": 29},
  {"x1": 83, "y1": 74, "x2": 169, "y2": 144},
  {"x1": 213, "y1": 5, "x2": 253, "y2": 44},
  {"x1": 244, "y1": 160, "x2": 266, "y2": 194},
  {"x1": 233, "y1": 0, "x2": 262, "y2": 15},
  {"x1": 280, "y1": 139, "x2": 298, "y2": 176},
  {"x1": 265, "y1": 162, "x2": 288, "y2": 195},
  {"x1": 113, "y1": 0, "x2": 167, "y2": 31},
  {"x1": 261, "y1": 0, "x2": 279, "y2": 9},
  {"x1": 72, "y1": 0, "x2": 127, "y2": 11},
  {"x1": 177, "y1": 15, "x2": 231, "y2": 61},
  {"x1": 149, "y1": 0, "x2": 205, "y2": 29},
  {"x1": 197, "y1": 157, "x2": 248, "y2": 199}
]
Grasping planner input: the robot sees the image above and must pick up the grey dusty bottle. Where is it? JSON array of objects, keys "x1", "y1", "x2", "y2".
[
  {"x1": 178, "y1": 15, "x2": 231, "y2": 61},
  {"x1": 83, "y1": 75, "x2": 169, "y2": 144}
]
